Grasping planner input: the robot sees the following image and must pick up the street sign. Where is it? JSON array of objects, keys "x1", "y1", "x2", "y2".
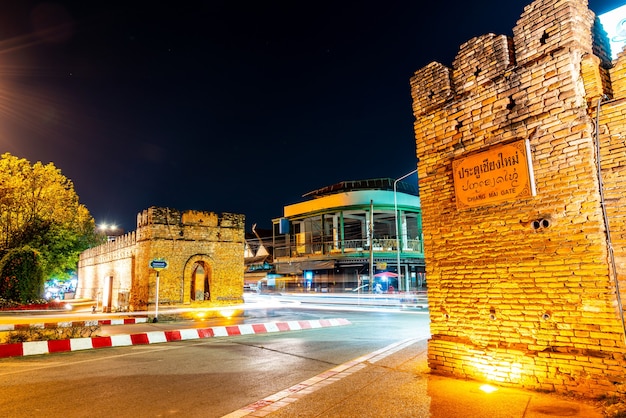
[{"x1": 149, "y1": 259, "x2": 168, "y2": 270}]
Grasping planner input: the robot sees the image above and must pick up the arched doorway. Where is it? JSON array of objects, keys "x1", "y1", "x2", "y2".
[
  {"x1": 190, "y1": 261, "x2": 210, "y2": 301},
  {"x1": 183, "y1": 255, "x2": 213, "y2": 303}
]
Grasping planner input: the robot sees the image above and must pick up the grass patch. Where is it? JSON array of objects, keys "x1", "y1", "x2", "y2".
[{"x1": 3, "y1": 324, "x2": 101, "y2": 343}]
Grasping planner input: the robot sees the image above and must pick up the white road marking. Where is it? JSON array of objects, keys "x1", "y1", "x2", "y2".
[{"x1": 221, "y1": 337, "x2": 427, "y2": 418}]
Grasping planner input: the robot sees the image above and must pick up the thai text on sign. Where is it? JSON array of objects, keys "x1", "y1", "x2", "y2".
[{"x1": 452, "y1": 139, "x2": 536, "y2": 209}]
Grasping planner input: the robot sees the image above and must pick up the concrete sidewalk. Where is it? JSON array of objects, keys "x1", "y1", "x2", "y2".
[{"x1": 225, "y1": 338, "x2": 604, "y2": 418}]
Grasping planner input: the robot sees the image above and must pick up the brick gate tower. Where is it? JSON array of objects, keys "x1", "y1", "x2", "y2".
[
  {"x1": 78, "y1": 207, "x2": 245, "y2": 312},
  {"x1": 411, "y1": 0, "x2": 626, "y2": 396}
]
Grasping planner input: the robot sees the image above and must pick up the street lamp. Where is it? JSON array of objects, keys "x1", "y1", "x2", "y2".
[
  {"x1": 394, "y1": 169, "x2": 418, "y2": 293},
  {"x1": 98, "y1": 222, "x2": 117, "y2": 231},
  {"x1": 98, "y1": 223, "x2": 119, "y2": 242}
]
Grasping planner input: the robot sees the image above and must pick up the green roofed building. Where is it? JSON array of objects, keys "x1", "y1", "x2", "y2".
[{"x1": 267, "y1": 178, "x2": 425, "y2": 294}]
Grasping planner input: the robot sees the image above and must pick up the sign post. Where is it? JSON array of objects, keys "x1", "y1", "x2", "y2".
[{"x1": 149, "y1": 258, "x2": 168, "y2": 322}]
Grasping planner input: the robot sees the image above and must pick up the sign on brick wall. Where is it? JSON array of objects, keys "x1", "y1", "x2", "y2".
[{"x1": 452, "y1": 139, "x2": 536, "y2": 209}]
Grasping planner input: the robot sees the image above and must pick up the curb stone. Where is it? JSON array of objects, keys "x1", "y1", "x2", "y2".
[{"x1": 0, "y1": 318, "x2": 351, "y2": 358}]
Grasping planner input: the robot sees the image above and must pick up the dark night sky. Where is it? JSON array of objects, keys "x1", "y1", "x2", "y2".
[{"x1": 0, "y1": 0, "x2": 620, "y2": 232}]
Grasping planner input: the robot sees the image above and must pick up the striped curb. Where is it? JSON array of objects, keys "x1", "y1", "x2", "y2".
[
  {"x1": 0, "y1": 318, "x2": 351, "y2": 359},
  {"x1": 0, "y1": 317, "x2": 149, "y2": 332}
]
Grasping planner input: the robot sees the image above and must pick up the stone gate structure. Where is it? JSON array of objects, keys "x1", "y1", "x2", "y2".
[
  {"x1": 77, "y1": 207, "x2": 245, "y2": 312},
  {"x1": 411, "y1": 0, "x2": 626, "y2": 397}
]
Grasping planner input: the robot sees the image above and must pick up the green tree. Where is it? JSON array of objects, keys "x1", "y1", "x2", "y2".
[
  {"x1": 0, "y1": 246, "x2": 44, "y2": 303},
  {"x1": 0, "y1": 153, "x2": 99, "y2": 293}
]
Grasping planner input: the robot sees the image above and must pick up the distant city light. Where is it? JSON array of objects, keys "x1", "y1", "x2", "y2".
[{"x1": 598, "y1": 4, "x2": 626, "y2": 59}]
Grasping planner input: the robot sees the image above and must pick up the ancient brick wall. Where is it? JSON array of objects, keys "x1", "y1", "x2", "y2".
[
  {"x1": 77, "y1": 207, "x2": 245, "y2": 311},
  {"x1": 410, "y1": 0, "x2": 626, "y2": 397},
  {"x1": 77, "y1": 233, "x2": 135, "y2": 304},
  {"x1": 597, "y1": 48, "x2": 626, "y2": 314}
]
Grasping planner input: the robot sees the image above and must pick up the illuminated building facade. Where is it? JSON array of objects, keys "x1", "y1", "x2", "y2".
[{"x1": 267, "y1": 178, "x2": 425, "y2": 293}]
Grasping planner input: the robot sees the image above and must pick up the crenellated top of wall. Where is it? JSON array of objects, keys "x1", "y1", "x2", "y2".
[
  {"x1": 80, "y1": 231, "x2": 137, "y2": 259},
  {"x1": 452, "y1": 34, "x2": 514, "y2": 96},
  {"x1": 137, "y1": 207, "x2": 195, "y2": 227},
  {"x1": 411, "y1": 0, "x2": 614, "y2": 117},
  {"x1": 512, "y1": 0, "x2": 597, "y2": 65},
  {"x1": 136, "y1": 206, "x2": 244, "y2": 229},
  {"x1": 80, "y1": 207, "x2": 246, "y2": 261}
]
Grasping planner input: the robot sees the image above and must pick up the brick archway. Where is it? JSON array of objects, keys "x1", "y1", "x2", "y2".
[{"x1": 182, "y1": 254, "x2": 213, "y2": 304}]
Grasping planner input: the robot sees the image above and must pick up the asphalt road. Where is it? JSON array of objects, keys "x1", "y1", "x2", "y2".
[{"x1": 0, "y1": 307, "x2": 430, "y2": 418}]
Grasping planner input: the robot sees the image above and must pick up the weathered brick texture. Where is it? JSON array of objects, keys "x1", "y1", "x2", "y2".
[
  {"x1": 77, "y1": 207, "x2": 245, "y2": 311},
  {"x1": 410, "y1": 0, "x2": 626, "y2": 397}
]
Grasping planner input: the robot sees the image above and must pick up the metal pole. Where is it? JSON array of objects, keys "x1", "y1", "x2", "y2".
[
  {"x1": 394, "y1": 169, "x2": 418, "y2": 293},
  {"x1": 154, "y1": 271, "x2": 160, "y2": 323},
  {"x1": 369, "y1": 199, "x2": 374, "y2": 294}
]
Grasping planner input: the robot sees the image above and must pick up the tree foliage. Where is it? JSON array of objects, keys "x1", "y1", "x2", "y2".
[
  {"x1": 0, "y1": 246, "x2": 44, "y2": 303},
  {"x1": 0, "y1": 153, "x2": 99, "y2": 290}
]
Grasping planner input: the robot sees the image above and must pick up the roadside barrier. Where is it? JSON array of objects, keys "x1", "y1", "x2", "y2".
[{"x1": 0, "y1": 318, "x2": 351, "y2": 358}]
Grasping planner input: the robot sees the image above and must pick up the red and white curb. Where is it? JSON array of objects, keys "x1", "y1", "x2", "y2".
[
  {"x1": 222, "y1": 337, "x2": 420, "y2": 418},
  {"x1": 0, "y1": 318, "x2": 351, "y2": 359}
]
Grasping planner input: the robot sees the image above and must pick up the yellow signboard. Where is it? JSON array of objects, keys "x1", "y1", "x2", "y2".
[{"x1": 452, "y1": 139, "x2": 535, "y2": 209}]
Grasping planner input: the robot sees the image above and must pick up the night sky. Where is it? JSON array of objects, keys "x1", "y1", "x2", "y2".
[{"x1": 0, "y1": 0, "x2": 620, "y2": 233}]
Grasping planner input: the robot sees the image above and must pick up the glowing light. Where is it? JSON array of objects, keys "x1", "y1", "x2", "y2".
[
  {"x1": 98, "y1": 223, "x2": 118, "y2": 231},
  {"x1": 219, "y1": 309, "x2": 235, "y2": 318},
  {"x1": 598, "y1": 5, "x2": 626, "y2": 60},
  {"x1": 479, "y1": 384, "x2": 498, "y2": 394}
]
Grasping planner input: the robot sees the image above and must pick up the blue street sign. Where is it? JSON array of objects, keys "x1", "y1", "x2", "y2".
[{"x1": 150, "y1": 259, "x2": 168, "y2": 270}]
